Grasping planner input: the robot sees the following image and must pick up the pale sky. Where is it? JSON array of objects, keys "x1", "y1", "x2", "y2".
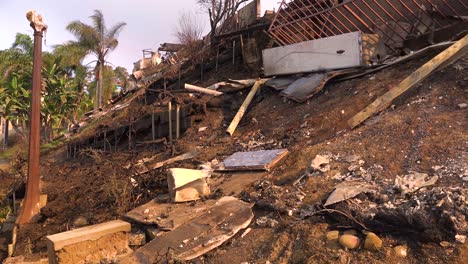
[{"x1": 0, "y1": 0, "x2": 280, "y2": 71}]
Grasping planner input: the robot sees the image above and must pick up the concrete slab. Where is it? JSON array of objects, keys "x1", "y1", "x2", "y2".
[{"x1": 46, "y1": 220, "x2": 131, "y2": 251}]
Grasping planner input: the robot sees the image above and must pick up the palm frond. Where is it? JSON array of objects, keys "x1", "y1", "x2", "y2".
[
  {"x1": 106, "y1": 22, "x2": 127, "y2": 39},
  {"x1": 90, "y1": 10, "x2": 105, "y2": 39},
  {"x1": 66, "y1": 21, "x2": 99, "y2": 48}
]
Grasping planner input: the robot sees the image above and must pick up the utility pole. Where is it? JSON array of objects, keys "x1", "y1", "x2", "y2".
[{"x1": 17, "y1": 10, "x2": 47, "y2": 224}]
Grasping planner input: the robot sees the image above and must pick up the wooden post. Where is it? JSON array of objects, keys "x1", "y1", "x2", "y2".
[
  {"x1": 200, "y1": 58, "x2": 204, "y2": 81},
  {"x1": 233, "y1": 40, "x2": 236, "y2": 65},
  {"x1": 176, "y1": 104, "x2": 180, "y2": 139},
  {"x1": 114, "y1": 131, "x2": 117, "y2": 152},
  {"x1": 103, "y1": 132, "x2": 106, "y2": 151},
  {"x1": 151, "y1": 113, "x2": 156, "y2": 141},
  {"x1": 168, "y1": 101, "x2": 173, "y2": 143},
  {"x1": 216, "y1": 45, "x2": 219, "y2": 72},
  {"x1": 178, "y1": 68, "x2": 181, "y2": 89},
  {"x1": 128, "y1": 125, "x2": 132, "y2": 151},
  {"x1": 184, "y1": 83, "x2": 223, "y2": 96},
  {"x1": 348, "y1": 34, "x2": 468, "y2": 129},
  {"x1": 226, "y1": 80, "x2": 266, "y2": 136},
  {"x1": 2, "y1": 118, "x2": 8, "y2": 150}
]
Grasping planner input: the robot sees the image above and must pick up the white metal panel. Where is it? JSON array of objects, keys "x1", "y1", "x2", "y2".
[{"x1": 263, "y1": 32, "x2": 363, "y2": 76}]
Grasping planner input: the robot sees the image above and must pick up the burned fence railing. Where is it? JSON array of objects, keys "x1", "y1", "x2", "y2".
[{"x1": 268, "y1": 0, "x2": 467, "y2": 50}]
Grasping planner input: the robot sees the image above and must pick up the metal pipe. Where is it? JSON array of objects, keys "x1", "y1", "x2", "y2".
[
  {"x1": 288, "y1": 0, "x2": 336, "y2": 37},
  {"x1": 409, "y1": 0, "x2": 443, "y2": 27},
  {"x1": 439, "y1": 0, "x2": 461, "y2": 17},
  {"x1": 349, "y1": 2, "x2": 400, "y2": 46},
  {"x1": 168, "y1": 101, "x2": 172, "y2": 143},
  {"x1": 292, "y1": 0, "x2": 337, "y2": 36},
  {"x1": 151, "y1": 113, "x2": 155, "y2": 141},
  {"x1": 176, "y1": 104, "x2": 180, "y2": 139},
  {"x1": 276, "y1": 11, "x2": 311, "y2": 40},
  {"x1": 268, "y1": 0, "x2": 287, "y2": 31},
  {"x1": 357, "y1": 1, "x2": 407, "y2": 40},
  {"x1": 280, "y1": 2, "x2": 318, "y2": 39},
  {"x1": 394, "y1": 0, "x2": 434, "y2": 32},
  {"x1": 367, "y1": 0, "x2": 411, "y2": 34},
  {"x1": 423, "y1": 0, "x2": 448, "y2": 17},
  {"x1": 276, "y1": 12, "x2": 310, "y2": 41}
]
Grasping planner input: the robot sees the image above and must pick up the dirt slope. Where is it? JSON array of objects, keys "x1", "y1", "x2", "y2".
[{"x1": 3, "y1": 53, "x2": 468, "y2": 263}]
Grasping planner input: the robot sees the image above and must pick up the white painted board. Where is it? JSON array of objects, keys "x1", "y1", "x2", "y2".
[{"x1": 263, "y1": 32, "x2": 363, "y2": 76}]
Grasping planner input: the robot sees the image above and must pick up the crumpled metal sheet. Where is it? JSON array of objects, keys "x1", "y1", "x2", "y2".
[{"x1": 280, "y1": 69, "x2": 357, "y2": 102}]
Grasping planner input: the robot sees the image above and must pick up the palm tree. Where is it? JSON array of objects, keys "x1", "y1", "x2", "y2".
[{"x1": 62, "y1": 10, "x2": 126, "y2": 109}]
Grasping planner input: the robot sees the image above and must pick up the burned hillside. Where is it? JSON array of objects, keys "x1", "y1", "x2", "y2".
[{"x1": 1, "y1": 0, "x2": 468, "y2": 263}]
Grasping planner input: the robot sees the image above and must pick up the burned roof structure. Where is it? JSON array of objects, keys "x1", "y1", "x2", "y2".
[{"x1": 268, "y1": 0, "x2": 468, "y2": 51}]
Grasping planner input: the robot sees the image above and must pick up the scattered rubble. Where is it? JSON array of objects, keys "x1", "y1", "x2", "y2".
[
  {"x1": 121, "y1": 197, "x2": 253, "y2": 262},
  {"x1": 394, "y1": 172, "x2": 438, "y2": 195},
  {"x1": 256, "y1": 216, "x2": 279, "y2": 228},
  {"x1": 393, "y1": 245, "x2": 408, "y2": 258},
  {"x1": 3, "y1": 1, "x2": 468, "y2": 262},
  {"x1": 310, "y1": 154, "x2": 330, "y2": 173},
  {"x1": 167, "y1": 168, "x2": 211, "y2": 202}
]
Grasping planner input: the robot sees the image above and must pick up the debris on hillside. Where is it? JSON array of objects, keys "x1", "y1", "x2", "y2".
[
  {"x1": 121, "y1": 197, "x2": 253, "y2": 263},
  {"x1": 4, "y1": 0, "x2": 468, "y2": 263}
]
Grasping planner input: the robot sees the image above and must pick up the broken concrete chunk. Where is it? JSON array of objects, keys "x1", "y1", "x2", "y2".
[
  {"x1": 121, "y1": 196, "x2": 254, "y2": 262},
  {"x1": 46, "y1": 220, "x2": 131, "y2": 264},
  {"x1": 455, "y1": 234, "x2": 466, "y2": 244},
  {"x1": 310, "y1": 154, "x2": 330, "y2": 172},
  {"x1": 394, "y1": 172, "x2": 438, "y2": 194},
  {"x1": 458, "y1": 103, "x2": 467, "y2": 109},
  {"x1": 339, "y1": 234, "x2": 360, "y2": 249},
  {"x1": 364, "y1": 232, "x2": 382, "y2": 250},
  {"x1": 168, "y1": 168, "x2": 211, "y2": 202}
]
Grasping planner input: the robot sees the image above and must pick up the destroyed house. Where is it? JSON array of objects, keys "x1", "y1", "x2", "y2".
[{"x1": 268, "y1": 0, "x2": 468, "y2": 51}]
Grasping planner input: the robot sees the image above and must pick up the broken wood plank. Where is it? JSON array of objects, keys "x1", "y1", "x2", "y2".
[
  {"x1": 216, "y1": 149, "x2": 289, "y2": 171},
  {"x1": 226, "y1": 79, "x2": 266, "y2": 136},
  {"x1": 125, "y1": 198, "x2": 217, "y2": 230},
  {"x1": 215, "y1": 172, "x2": 266, "y2": 195},
  {"x1": 120, "y1": 197, "x2": 254, "y2": 262},
  {"x1": 46, "y1": 220, "x2": 131, "y2": 251},
  {"x1": 348, "y1": 34, "x2": 468, "y2": 129},
  {"x1": 128, "y1": 150, "x2": 199, "y2": 175},
  {"x1": 184, "y1": 83, "x2": 223, "y2": 96},
  {"x1": 168, "y1": 168, "x2": 210, "y2": 202},
  {"x1": 206, "y1": 79, "x2": 257, "y2": 92}
]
